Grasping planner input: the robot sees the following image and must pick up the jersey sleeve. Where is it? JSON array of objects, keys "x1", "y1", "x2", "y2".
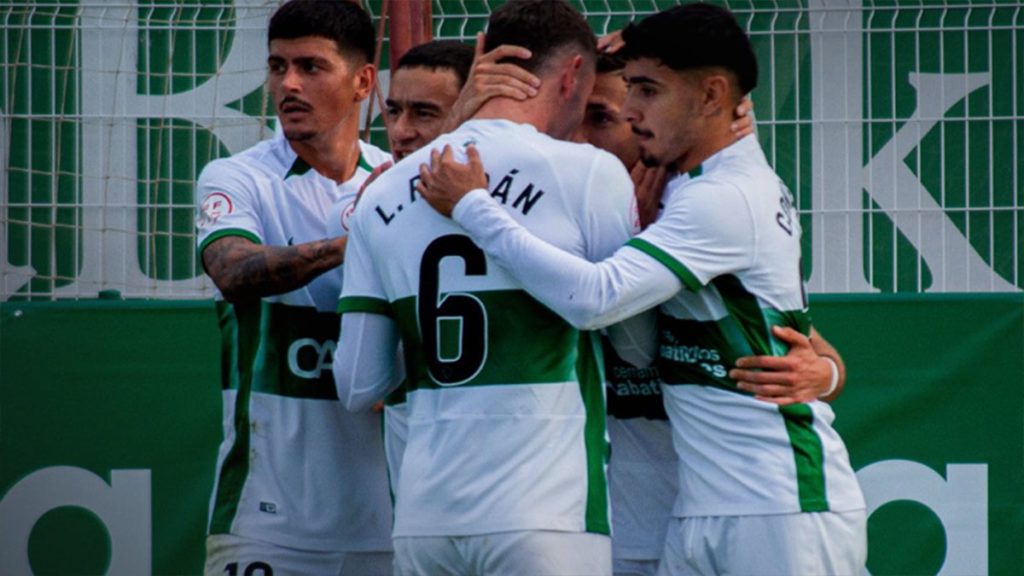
[
  {"x1": 578, "y1": 153, "x2": 656, "y2": 367},
  {"x1": 333, "y1": 311, "x2": 403, "y2": 412},
  {"x1": 195, "y1": 159, "x2": 266, "y2": 253},
  {"x1": 626, "y1": 177, "x2": 755, "y2": 290},
  {"x1": 450, "y1": 192, "x2": 681, "y2": 331},
  {"x1": 333, "y1": 206, "x2": 403, "y2": 411},
  {"x1": 336, "y1": 207, "x2": 390, "y2": 315}
]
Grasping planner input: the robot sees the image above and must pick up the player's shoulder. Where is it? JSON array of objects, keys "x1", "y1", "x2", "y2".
[
  {"x1": 358, "y1": 139, "x2": 394, "y2": 168},
  {"x1": 541, "y1": 139, "x2": 632, "y2": 201},
  {"x1": 526, "y1": 128, "x2": 618, "y2": 167},
  {"x1": 463, "y1": 118, "x2": 617, "y2": 169},
  {"x1": 349, "y1": 144, "x2": 427, "y2": 228},
  {"x1": 708, "y1": 135, "x2": 775, "y2": 184},
  {"x1": 658, "y1": 162, "x2": 745, "y2": 226},
  {"x1": 199, "y1": 136, "x2": 290, "y2": 184},
  {"x1": 674, "y1": 137, "x2": 769, "y2": 192},
  {"x1": 666, "y1": 171, "x2": 746, "y2": 218},
  {"x1": 361, "y1": 138, "x2": 433, "y2": 200}
]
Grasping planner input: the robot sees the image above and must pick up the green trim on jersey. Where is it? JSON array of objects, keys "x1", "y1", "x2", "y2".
[
  {"x1": 285, "y1": 156, "x2": 313, "y2": 179},
  {"x1": 576, "y1": 330, "x2": 611, "y2": 535},
  {"x1": 687, "y1": 164, "x2": 703, "y2": 178},
  {"x1": 217, "y1": 299, "x2": 241, "y2": 392},
  {"x1": 384, "y1": 380, "x2": 408, "y2": 406},
  {"x1": 218, "y1": 297, "x2": 342, "y2": 397},
  {"x1": 236, "y1": 301, "x2": 341, "y2": 400},
  {"x1": 381, "y1": 408, "x2": 398, "y2": 506},
  {"x1": 657, "y1": 276, "x2": 810, "y2": 391},
  {"x1": 656, "y1": 274, "x2": 826, "y2": 513},
  {"x1": 357, "y1": 152, "x2": 374, "y2": 172},
  {"x1": 338, "y1": 295, "x2": 394, "y2": 317},
  {"x1": 209, "y1": 299, "x2": 343, "y2": 533},
  {"x1": 209, "y1": 300, "x2": 260, "y2": 535},
  {"x1": 390, "y1": 289, "x2": 578, "y2": 391},
  {"x1": 626, "y1": 238, "x2": 703, "y2": 292},
  {"x1": 711, "y1": 275, "x2": 809, "y2": 357},
  {"x1": 198, "y1": 228, "x2": 262, "y2": 255},
  {"x1": 779, "y1": 403, "x2": 829, "y2": 512},
  {"x1": 287, "y1": 151, "x2": 372, "y2": 179}
]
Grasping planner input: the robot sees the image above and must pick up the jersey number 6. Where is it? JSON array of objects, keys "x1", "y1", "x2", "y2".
[{"x1": 418, "y1": 235, "x2": 489, "y2": 386}]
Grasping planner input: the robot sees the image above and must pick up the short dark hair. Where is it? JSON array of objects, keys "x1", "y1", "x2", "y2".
[
  {"x1": 621, "y1": 3, "x2": 757, "y2": 94},
  {"x1": 596, "y1": 51, "x2": 626, "y2": 75},
  {"x1": 268, "y1": 0, "x2": 375, "y2": 65},
  {"x1": 484, "y1": 0, "x2": 596, "y2": 74},
  {"x1": 396, "y1": 40, "x2": 475, "y2": 88}
]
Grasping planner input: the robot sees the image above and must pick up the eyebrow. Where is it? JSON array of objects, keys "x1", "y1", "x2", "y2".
[
  {"x1": 267, "y1": 55, "x2": 330, "y2": 67},
  {"x1": 623, "y1": 75, "x2": 660, "y2": 86},
  {"x1": 386, "y1": 98, "x2": 443, "y2": 111}
]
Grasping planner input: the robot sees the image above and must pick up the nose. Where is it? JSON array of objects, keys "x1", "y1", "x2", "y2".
[
  {"x1": 280, "y1": 66, "x2": 302, "y2": 93},
  {"x1": 391, "y1": 112, "x2": 416, "y2": 142},
  {"x1": 622, "y1": 99, "x2": 641, "y2": 125}
]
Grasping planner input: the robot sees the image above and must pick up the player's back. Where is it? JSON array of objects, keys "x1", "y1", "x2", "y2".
[{"x1": 344, "y1": 118, "x2": 636, "y2": 538}]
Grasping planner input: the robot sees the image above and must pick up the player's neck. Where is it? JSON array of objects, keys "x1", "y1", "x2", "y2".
[
  {"x1": 287, "y1": 121, "x2": 362, "y2": 184},
  {"x1": 472, "y1": 92, "x2": 561, "y2": 138},
  {"x1": 673, "y1": 123, "x2": 738, "y2": 175}
]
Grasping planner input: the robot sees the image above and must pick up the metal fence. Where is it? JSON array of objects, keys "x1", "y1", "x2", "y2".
[{"x1": 1, "y1": 0, "x2": 1021, "y2": 299}]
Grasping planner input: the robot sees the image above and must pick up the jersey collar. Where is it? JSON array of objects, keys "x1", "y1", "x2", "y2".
[
  {"x1": 282, "y1": 138, "x2": 370, "y2": 181},
  {"x1": 687, "y1": 134, "x2": 761, "y2": 180},
  {"x1": 285, "y1": 155, "x2": 313, "y2": 179}
]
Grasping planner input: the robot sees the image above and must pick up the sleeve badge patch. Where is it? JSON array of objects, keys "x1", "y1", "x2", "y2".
[{"x1": 197, "y1": 192, "x2": 234, "y2": 228}]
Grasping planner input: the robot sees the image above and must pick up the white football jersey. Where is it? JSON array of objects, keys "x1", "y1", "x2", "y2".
[
  {"x1": 627, "y1": 135, "x2": 866, "y2": 517},
  {"x1": 339, "y1": 119, "x2": 638, "y2": 537},
  {"x1": 195, "y1": 134, "x2": 395, "y2": 551},
  {"x1": 604, "y1": 337, "x2": 676, "y2": 562}
]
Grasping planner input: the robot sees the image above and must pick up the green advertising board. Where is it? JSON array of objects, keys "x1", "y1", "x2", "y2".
[{"x1": 1, "y1": 295, "x2": 1022, "y2": 574}]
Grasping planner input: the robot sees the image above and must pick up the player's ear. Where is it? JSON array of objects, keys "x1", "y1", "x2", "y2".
[
  {"x1": 353, "y1": 63, "x2": 376, "y2": 103},
  {"x1": 560, "y1": 54, "x2": 584, "y2": 99},
  {"x1": 700, "y1": 72, "x2": 731, "y2": 117}
]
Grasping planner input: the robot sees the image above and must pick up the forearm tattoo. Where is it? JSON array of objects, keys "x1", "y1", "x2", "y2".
[{"x1": 202, "y1": 236, "x2": 345, "y2": 301}]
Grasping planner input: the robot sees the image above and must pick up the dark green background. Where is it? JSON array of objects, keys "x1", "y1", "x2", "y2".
[{"x1": 1, "y1": 294, "x2": 1021, "y2": 574}]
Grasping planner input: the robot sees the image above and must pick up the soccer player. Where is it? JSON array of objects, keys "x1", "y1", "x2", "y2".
[
  {"x1": 331, "y1": 37, "x2": 542, "y2": 494},
  {"x1": 194, "y1": 2, "x2": 392, "y2": 574},
  {"x1": 385, "y1": 40, "x2": 474, "y2": 161},
  {"x1": 416, "y1": 4, "x2": 867, "y2": 575},
  {"x1": 384, "y1": 38, "x2": 540, "y2": 161},
  {"x1": 577, "y1": 51, "x2": 848, "y2": 576},
  {"x1": 334, "y1": 1, "x2": 636, "y2": 573}
]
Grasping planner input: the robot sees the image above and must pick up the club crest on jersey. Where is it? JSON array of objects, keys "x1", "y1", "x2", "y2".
[
  {"x1": 198, "y1": 192, "x2": 233, "y2": 227},
  {"x1": 340, "y1": 200, "x2": 356, "y2": 232}
]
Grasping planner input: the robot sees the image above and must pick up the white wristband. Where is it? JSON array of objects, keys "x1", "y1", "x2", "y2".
[{"x1": 818, "y1": 356, "x2": 840, "y2": 398}]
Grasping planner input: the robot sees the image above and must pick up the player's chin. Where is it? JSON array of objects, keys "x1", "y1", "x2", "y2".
[
  {"x1": 640, "y1": 152, "x2": 662, "y2": 168},
  {"x1": 637, "y1": 143, "x2": 664, "y2": 168},
  {"x1": 283, "y1": 128, "x2": 316, "y2": 142}
]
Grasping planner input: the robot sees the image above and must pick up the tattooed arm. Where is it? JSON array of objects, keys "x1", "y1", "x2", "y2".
[{"x1": 201, "y1": 235, "x2": 347, "y2": 302}]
